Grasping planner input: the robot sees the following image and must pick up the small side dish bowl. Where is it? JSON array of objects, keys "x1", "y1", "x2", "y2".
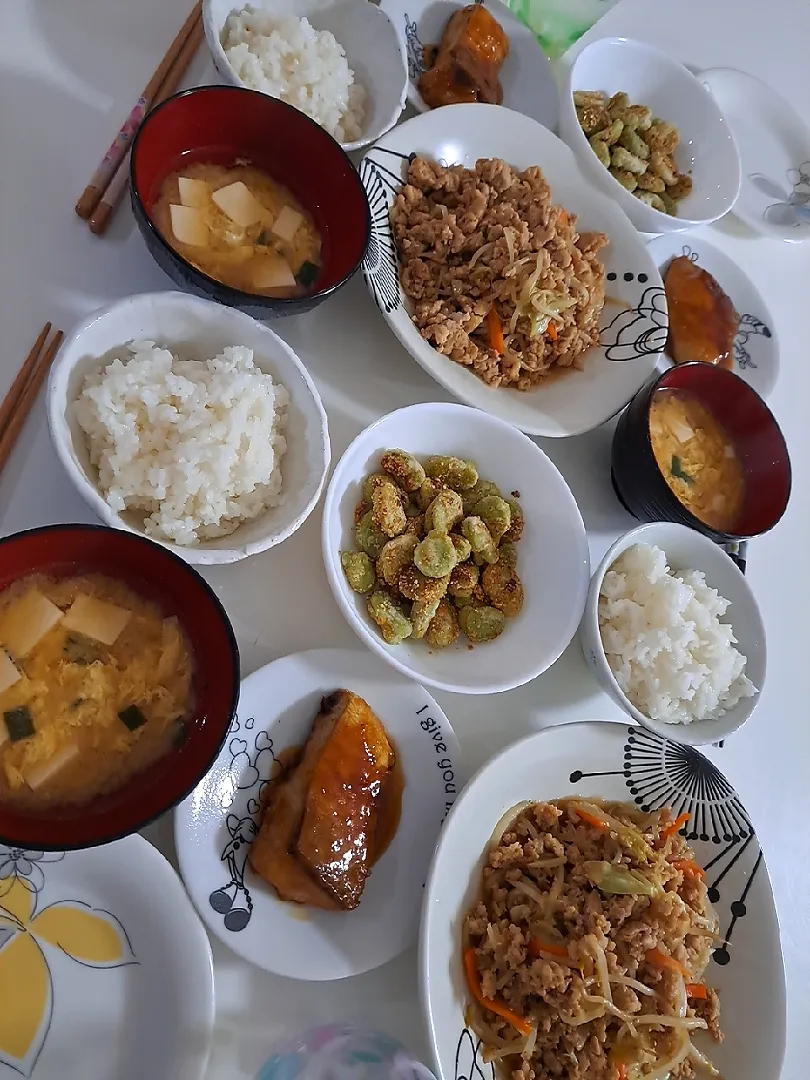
[
  {"x1": 203, "y1": 0, "x2": 408, "y2": 152},
  {"x1": 321, "y1": 402, "x2": 590, "y2": 695},
  {"x1": 0, "y1": 524, "x2": 239, "y2": 850},
  {"x1": 130, "y1": 85, "x2": 371, "y2": 319},
  {"x1": 579, "y1": 522, "x2": 766, "y2": 745},
  {"x1": 612, "y1": 363, "x2": 791, "y2": 542},
  {"x1": 559, "y1": 37, "x2": 741, "y2": 234},
  {"x1": 47, "y1": 291, "x2": 331, "y2": 565}
]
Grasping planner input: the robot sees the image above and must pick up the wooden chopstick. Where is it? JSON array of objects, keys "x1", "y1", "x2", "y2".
[
  {"x1": 0, "y1": 324, "x2": 64, "y2": 474},
  {"x1": 88, "y1": 17, "x2": 205, "y2": 237},
  {"x1": 75, "y1": 0, "x2": 203, "y2": 220}
]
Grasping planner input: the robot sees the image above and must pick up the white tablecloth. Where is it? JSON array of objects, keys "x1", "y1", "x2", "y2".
[{"x1": 0, "y1": 1, "x2": 808, "y2": 1077}]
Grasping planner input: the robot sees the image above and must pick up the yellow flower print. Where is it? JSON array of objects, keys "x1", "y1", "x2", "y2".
[{"x1": 0, "y1": 871, "x2": 137, "y2": 1077}]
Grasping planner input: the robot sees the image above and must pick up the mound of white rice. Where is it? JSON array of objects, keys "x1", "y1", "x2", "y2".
[
  {"x1": 75, "y1": 342, "x2": 290, "y2": 546},
  {"x1": 598, "y1": 544, "x2": 757, "y2": 724},
  {"x1": 221, "y1": 7, "x2": 366, "y2": 142}
]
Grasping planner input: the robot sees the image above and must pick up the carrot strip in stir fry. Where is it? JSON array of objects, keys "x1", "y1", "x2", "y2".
[
  {"x1": 661, "y1": 812, "x2": 690, "y2": 840},
  {"x1": 673, "y1": 858, "x2": 705, "y2": 878},
  {"x1": 528, "y1": 938, "x2": 568, "y2": 959},
  {"x1": 463, "y1": 948, "x2": 532, "y2": 1036},
  {"x1": 645, "y1": 947, "x2": 691, "y2": 978},
  {"x1": 686, "y1": 983, "x2": 709, "y2": 999},
  {"x1": 546, "y1": 321, "x2": 558, "y2": 341},
  {"x1": 487, "y1": 306, "x2": 505, "y2": 354},
  {"x1": 574, "y1": 807, "x2": 608, "y2": 831}
]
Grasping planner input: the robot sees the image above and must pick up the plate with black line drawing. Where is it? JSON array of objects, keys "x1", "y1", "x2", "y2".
[
  {"x1": 648, "y1": 233, "x2": 779, "y2": 399},
  {"x1": 378, "y1": 0, "x2": 558, "y2": 131},
  {"x1": 0, "y1": 834, "x2": 213, "y2": 1080},
  {"x1": 175, "y1": 648, "x2": 460, "y2": 981},
  {"x1": 359, "y1": 103, "x2": 668, "y2": 437},
  {"x1": 420, "y1": 721, "x2": 785, "y2": 1080}
]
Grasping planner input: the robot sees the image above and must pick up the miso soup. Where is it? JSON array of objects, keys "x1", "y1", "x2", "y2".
[
  {"x1": 153, "y1": 161, "x2": 322, "y2": 297},
  {"x1": 0, "y1": 573, "x2": 194, "y2": 810},
  {"x1": 649, "y1": 388, "x2": 745, "y2": 532}
]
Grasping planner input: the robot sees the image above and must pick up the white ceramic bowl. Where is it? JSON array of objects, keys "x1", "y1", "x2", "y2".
[
  {"x1": 379, "y1": 0, "x2": 558, "y2": 132},
  {"x1": 360, "y1": 103, "x2": 668, "y2": 438},
  {"x1": 203, "y1": 0, "x2": 408, "y2": 152},
  {"x1": 559, "y1": 37, "x2": 741, "y2": 234},
  {"x1": 47, "y1": 292, "x2": 330, "y2": 566},
  {"x1": 579, "y1": 522, "x2": 766, "y2": 745},
  {"x1": 321, "y1": 402, "x2": 590, "y2": 695}
]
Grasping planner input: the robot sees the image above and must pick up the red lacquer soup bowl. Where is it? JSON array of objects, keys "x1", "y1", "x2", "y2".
[
  {"x1": 130, "y1": 84, "x2": 371, "y2": 319},
  {"x1": 0, "y1": 525, "x2": 239, "y2": 850}
]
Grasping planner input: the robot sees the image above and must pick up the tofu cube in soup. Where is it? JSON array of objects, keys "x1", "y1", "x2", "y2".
[
  {"x1": 0, "y1": 651, "x2": 21, "y2": 694},
  {"x1": 62, "y1": 595, "x2": 131, "y2": 646},
  {"x1": 177, "y1": 176, "x2": 209, "y2": 208},
  {"x1": 0, "y1": 590, "x2": 64, "y2": 658},
  {"x1": 169, "y1": 204, "x2": 209, "y2": 247},
  {"x1": 212, "y1": 181, "x2": 265, "y2": 227}
]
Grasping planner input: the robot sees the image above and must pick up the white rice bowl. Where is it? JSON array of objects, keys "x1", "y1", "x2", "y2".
[
  {"x1": 74, "y1": 342, "x2": 290, "y2": 547},
  {"x1": 221, "y1": 7, "x2": 366, "y2": 142},
  {"x1": 598, "y1": 543, "x2": 757, "y2": 724}
]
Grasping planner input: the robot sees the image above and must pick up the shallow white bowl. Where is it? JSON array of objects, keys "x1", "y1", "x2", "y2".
[
  {"x1": 321, "y1": 402, "x2": 590, "y2": 695},
  {"x1": 203, "y1": 0, "x2": 408, "y2": 152},
  {"x1": 559, "y1": 37, "x2": 741, "y2": 234},
  {"x1": 47, "y1": 292, "x2": 330, "y2": 566},
  {"x1": 379, "y1": 0, "x2": 558, "y2": 132},
  {"x1": 360, "y1": 103, "x2": 668, "y2": 438},
  {"x1": 579, "y1": 522, "x2": 766, "y2": 745}
]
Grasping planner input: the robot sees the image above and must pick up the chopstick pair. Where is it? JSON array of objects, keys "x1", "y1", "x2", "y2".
[
  {"x1": 0, "y1": 324, "x2": 64, "y2": 475},
  {"x1": 75, "y1": 2, "x2": 204, "y2": 237}
]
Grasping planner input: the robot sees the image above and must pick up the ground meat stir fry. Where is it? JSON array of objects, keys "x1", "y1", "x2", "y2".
[
  {"x1": 463, "y1": 799, "x2": 722, "y2": 1080},
  {"x1": 391, "y1": 157, "x2": 608, "y2": 390}
]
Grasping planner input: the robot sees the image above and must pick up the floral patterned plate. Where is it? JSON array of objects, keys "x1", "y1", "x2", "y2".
[
  {"x1": 647, "y1": 233, "x2": 779, "y2": 399},
  {"x1": 0, "y1": 835, "x2": 214, "y2": 1080},
  {"x1": 175, "y1": 648, "x2": 460, "y2": 980},
  {"x1": 420, "y1": 721, "x2": 785, "y2": 1080},
  {"x1": 359, "y1": 103, "x2": 668, "y2": 437},
  {"x1": 701, "y1": 68, "x2": 810, "y2": 243}
]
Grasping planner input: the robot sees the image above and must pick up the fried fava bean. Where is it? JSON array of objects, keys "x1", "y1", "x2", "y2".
[
  {"x1": 417, "y1": 477, "x2": 445, "y2": 511},
  {"x1": 607, "y1": 91, "x2": 630, "y2": 112},
  {"x1": 377, "y1": 534, "x2": 418, "y2": 587},
  {"x1": 380, "y1": 449, "x2": 426, "y2": 492},
  {"x1": 502, "y1": 500, "x2": 524, "y2": 543},
  {"x1": 458, "y1": 604, "x2": 505, "y2": 643},
  {"x1": 590, "y1": 138, "x2": 611, "y2": 169},
  {"x1": 597, "y1": 118, "x2": 624, "y2": 146},
  {"x1": 497, "y1": 541, "x2": 518, "y2": 569},
  {"x1": 355, "y1": 511, "x2": 387, "y2": 559},
  {"x1": 425, "y1": 489, "x2": 464, "y2": 534},
  {"x1": 637, "y1": 171, "x2": 666, "y2": 193},
  {"x1": 411, "y1": 596, "x2": 442, "y2": 639},
  {"x1": 462, "y1": 478, "x2": 501, "y2": 515},
  {"x1": 611, "y1": 146, "x2": 647, "y2": 175},
  {"x1": 362, "y1": 472, "x2": 389, "y2": 504},
  {"x1": 450, "y1": 533, "x2": 472, "y2": 563},
  {"x1": 634, "y1": 190, "x2": 666, "y2": 211},
  {"x1": 573, "y1": 90, "x2": 606, "y2": 108},
  {"x1": 461, "y1": 516, "x2": 498, "y2": 565},
  {"x1": 448, "y1": 561, "x2": 479, "y2": 597},
  {"x1": 398, "y1": 565, "x2": 449, "y2": 604},
  {"x1": 368, "y1": 592, "x2": 413, "y2": 645},
  {"x1": 475, "y1": 496, "x2": 511, "y2": 544},
  {"x1": 609, "y1": 167, "x2": 639, "y2": 192},
  {"x1": 649, "y1": 151, "x2": 678, "y2": 185},
  {"x1": 667, "y1": 174, "x2": 693, "y2": 201},
  {"x1": 644, "y1": 120, "x2": 678, "y2": 153},
  {"x1": 341, "y1": 551, "x2": 376, "y2": 595},
  {"x1": 618, "y1": 127, "x2": 650, "y2": 160},
  {"x1": 426, "y1": 599, "x2": 460, "y2": 649},
  {"x1": 424, "y1": 456, "x2": 478, "y2": 490},
  {"x1": 482, "y1": 562, "x2": 524, "y2": 618},
  {"x1": 577, "y1": 103, "x2": 610, "y2": 135},
  {"x1": 372, "y1": 479, "x2": 407, "y2": 538},
  {"x1": 414, "y1": 532, "x2": 458, "y2": 578}
]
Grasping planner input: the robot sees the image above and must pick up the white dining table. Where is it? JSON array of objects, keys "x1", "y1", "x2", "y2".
[{"x1": 1, "y1": 0, "x2": 808, "y2": 1077}]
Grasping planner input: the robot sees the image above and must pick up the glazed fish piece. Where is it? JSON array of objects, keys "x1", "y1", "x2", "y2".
[
  {"x1": 664, "y1": 255, "x2": 739, "y2": 369},
  {"x1": 295, "y1": 690, "x2": 392, "y2": 911}
]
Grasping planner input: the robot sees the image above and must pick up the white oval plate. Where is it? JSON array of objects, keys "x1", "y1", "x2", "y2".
[
  {"x1": 321, "y1": 402, "x2": 590, "y2": 696},
  {"x1": 0, "y1": 835, "x2": 213, "y2": 1080},
  {"x1": 379, "y1": 0, "x2": 558, "y2": 131},
  {"x1": 175, "y1": 648, "x2": 461, "y2": 981},
  {"x1": 701, "y1": 67, "x2": 810, "y2": 242},
  {"x1": 421, "y1": 721, "x2": 786, "y2": 1080},
  {"x1": 647, "y1": 234, "x2": 779, "y2": 399},
  {"x1": 359, "y1": 104, "x2": 667, "y2": 437}
]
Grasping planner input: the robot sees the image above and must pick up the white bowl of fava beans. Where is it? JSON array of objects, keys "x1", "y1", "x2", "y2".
[{"x1": 321, "y1": 402, "x2": 590, "y2": 695}]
